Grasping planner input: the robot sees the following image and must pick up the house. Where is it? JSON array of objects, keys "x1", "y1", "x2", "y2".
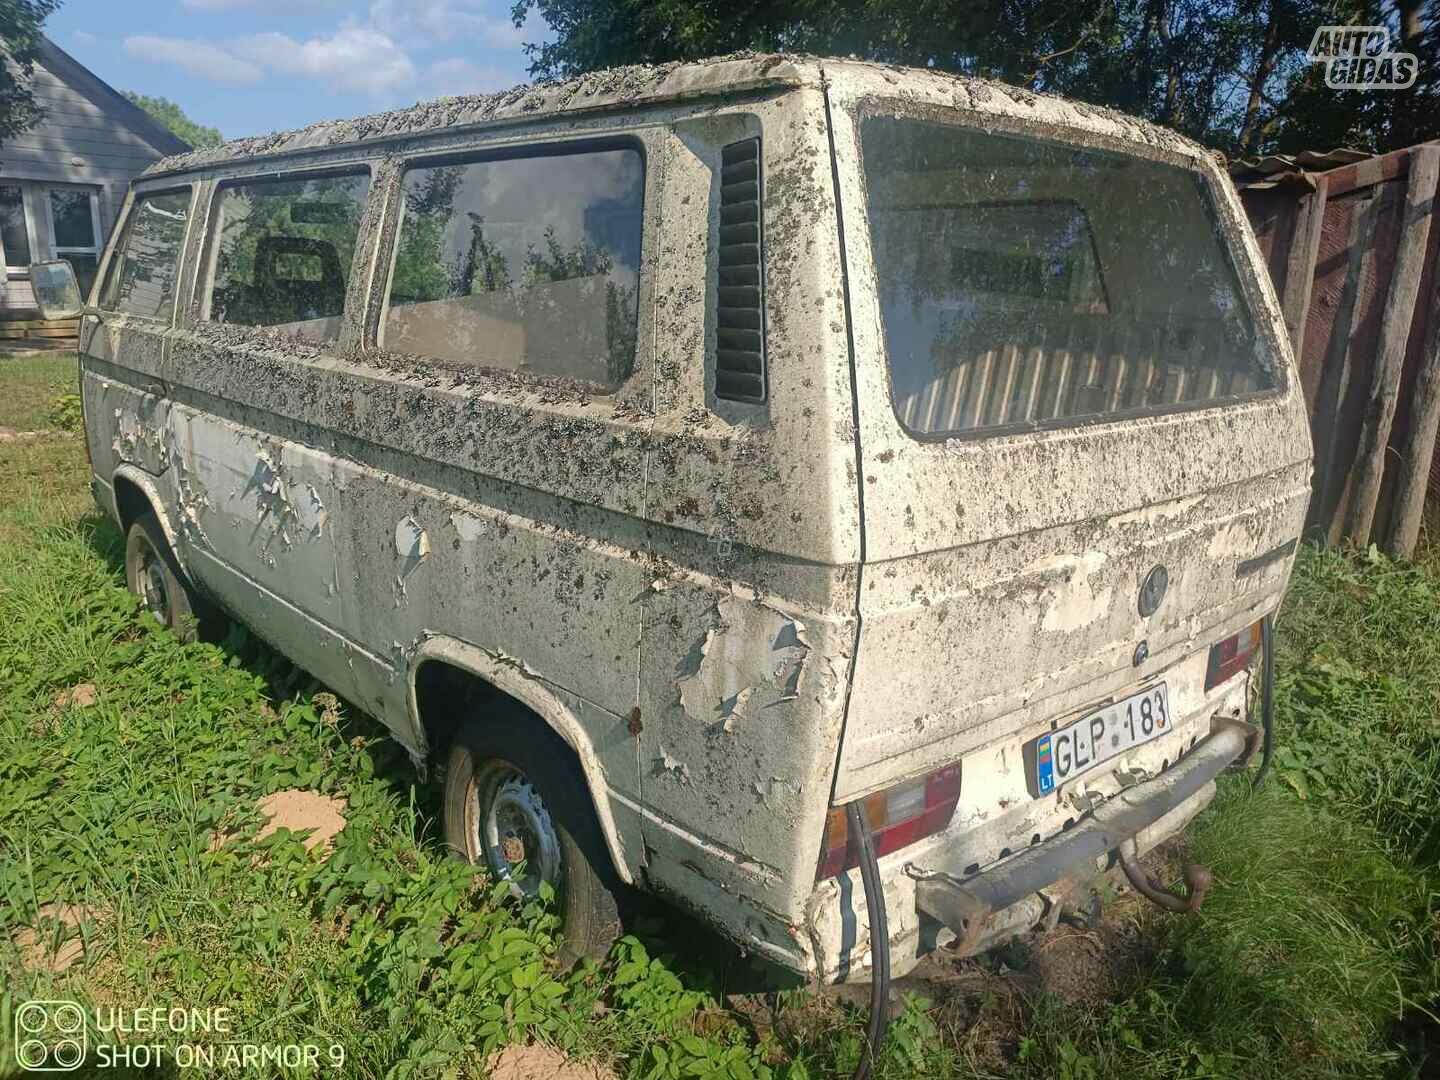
[{"x1": 0, "y1": 36, "x2": 189, "y2": 339}]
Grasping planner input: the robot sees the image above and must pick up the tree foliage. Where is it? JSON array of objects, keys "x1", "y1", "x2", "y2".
[
  {"x1": 511, "y1": 0, "x2": 1438, "y2": 154},
  {"x1": 0, "y1": 0, "x2": 59, "y2": 145},
  {"x1": 123, "y1": 91, "x2": 223, "y2": 149}
]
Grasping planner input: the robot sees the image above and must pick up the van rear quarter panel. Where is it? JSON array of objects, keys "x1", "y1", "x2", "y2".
[
  {"x1": 630, "y1": 89, "x2": 860, "y2": 965},
  {"x1": 822, "y1": 66, "x2": 1313, "y2": 801}
]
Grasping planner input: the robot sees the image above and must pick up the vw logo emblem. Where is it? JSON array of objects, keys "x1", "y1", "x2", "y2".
[{"x1": 1138, "y1": 565, "x2": 1169, "y2": 616}]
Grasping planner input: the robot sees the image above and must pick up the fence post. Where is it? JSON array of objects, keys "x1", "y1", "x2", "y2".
[
  {"x1": 1342, "y1": 145, "x2": 1440, "y2": 547},
  {"x1": 1281, "y1": 175, "x2": 1328, "y2": 356},
  {"x1": 1309, "y1": 191, "x2": 1380, "y2": 539},
  {"x1": 1385, "y1": 263, "x2": 1440, "y2": 557}
]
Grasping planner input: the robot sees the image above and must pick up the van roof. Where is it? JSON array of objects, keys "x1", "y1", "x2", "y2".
[{"x1": 139, "y1": 53, "x2": 1209, "y2": 180}]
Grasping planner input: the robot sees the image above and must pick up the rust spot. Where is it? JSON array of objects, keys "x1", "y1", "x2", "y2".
[{"x1": 627, "y1": 706, "x2": 643, "y2": 736}]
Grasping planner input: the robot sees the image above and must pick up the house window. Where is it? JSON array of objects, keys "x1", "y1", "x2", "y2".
[
  {"x1": 45, "y1": 187, "x2": 102, "y2": 298},
  {"x1": 0, "y1": 185, "x2": 32, "y2": 270}
]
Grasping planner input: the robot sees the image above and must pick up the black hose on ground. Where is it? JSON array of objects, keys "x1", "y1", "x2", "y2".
[
  {"x1": 847, "y1": 801, "x2": 890, "y2": 1080},
  {"x1": 1251, "y1": 612, "x2": 1276, "y2": 790}
]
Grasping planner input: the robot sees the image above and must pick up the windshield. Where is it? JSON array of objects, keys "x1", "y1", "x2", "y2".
[{"x1": 860, "y1": 115, "x2": 1275, "y2": 438}]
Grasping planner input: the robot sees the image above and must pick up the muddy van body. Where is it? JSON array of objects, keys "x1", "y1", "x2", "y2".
[{"x1": 79, "y1": 54, "x2": 1310, "y2": 981}]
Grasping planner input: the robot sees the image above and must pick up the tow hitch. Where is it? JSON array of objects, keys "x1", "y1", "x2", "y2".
[{"x1": 907, "y1": 720, "x2": 1251, "y2": 952}]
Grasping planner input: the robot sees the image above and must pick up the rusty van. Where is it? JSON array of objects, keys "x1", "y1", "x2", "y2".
[{"x1": 57, "y1": 54, "x2": 1310, "y2": 985}]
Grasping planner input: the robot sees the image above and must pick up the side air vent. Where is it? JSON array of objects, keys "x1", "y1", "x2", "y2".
[{"x1": 715, "y1": 138, "x2": 765, "y2": 403}]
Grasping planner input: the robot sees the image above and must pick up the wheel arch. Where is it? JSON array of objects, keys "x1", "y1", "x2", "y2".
[
  {"x1": 112, "y1": 465, "x2": 192, "y2": 578},
  {"x1": 407, "y1": 635, "x2": 635, "y2": 885}
]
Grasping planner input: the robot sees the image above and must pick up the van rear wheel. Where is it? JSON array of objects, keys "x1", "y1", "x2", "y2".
[
  {"x1": 443, "y1": 715, "x2": 622, "y2": 966},
  {"x1": 124, "y1": 512, "x2": 214, "y2": 643}
]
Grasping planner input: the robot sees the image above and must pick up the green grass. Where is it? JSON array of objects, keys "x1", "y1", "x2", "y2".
[
  {"x1": 0, "y1": 353, "x2": 78, "y2": 431},
  {"x1": 1, "y1": 396, "x2": 1437, "y2": 1078}
]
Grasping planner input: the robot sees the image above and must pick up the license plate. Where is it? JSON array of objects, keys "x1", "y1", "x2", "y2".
[{"x1": 1031, "y1": 683, "x2": 1172, "y2": 795}]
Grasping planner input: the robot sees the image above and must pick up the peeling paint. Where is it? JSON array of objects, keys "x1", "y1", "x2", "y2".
[
  {"x1": 1037, "y1": 551, "x2": 1115, "y2": 634},
  {"x1": 447, "y1": 510, "x2": 487, "y2": 543},
  {"x1": 675, "y1": 596, "x2": 811, "y2": 726}
]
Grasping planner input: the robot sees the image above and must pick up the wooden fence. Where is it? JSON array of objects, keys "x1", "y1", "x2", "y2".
[{"x1": 1233, "y1": 141, "x2": 1440, "y2": 557}]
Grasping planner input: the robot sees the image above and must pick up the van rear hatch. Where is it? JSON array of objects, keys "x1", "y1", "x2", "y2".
[{"x1": 830, "y1": 102, "x2": 1312, "y2": 801}]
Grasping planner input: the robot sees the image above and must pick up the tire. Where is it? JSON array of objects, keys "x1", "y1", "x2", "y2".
[
  {"x1": 444, "y1": 712, "x2": 622, "y2": 967},
  {"x1": 124, "y1": 511, "x2": 218, "y2": 643}
]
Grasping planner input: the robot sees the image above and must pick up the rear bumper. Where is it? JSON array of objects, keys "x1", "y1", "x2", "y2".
[{"x1": 905, "y1": 720, "x2": 1250, "y2": 953}]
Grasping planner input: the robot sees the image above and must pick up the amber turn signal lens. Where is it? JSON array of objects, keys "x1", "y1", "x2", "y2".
[
  {"x1": 1205, "y1": 619, "x2": 1264, "y2": 691},
  {"x1": 816, "y1": 763, "x2": 961, "y2": 880}
]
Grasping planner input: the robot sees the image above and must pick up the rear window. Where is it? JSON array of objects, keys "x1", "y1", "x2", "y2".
[
  {"x1": 204, "y1": 171, "x2": 370, "y2": 344},
  {"x1": 381, "y1": 147, "x2": 644, "y2": 389},
  {"x1": 860, "y1": 116, "x2": 1275, "y2": 437}
]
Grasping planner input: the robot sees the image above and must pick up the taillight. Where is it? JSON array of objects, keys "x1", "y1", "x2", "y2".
[
  {"x1": 1205, "y1": 620, "x2": 1263, "y2": 691},
  {"x1": 816, "y1": 764, "x2": 961, "y2": 880}
]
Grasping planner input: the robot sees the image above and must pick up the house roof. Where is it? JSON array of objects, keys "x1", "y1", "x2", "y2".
[{"x1": 35, "y1": 36, "x2": 191, "y2": 157}]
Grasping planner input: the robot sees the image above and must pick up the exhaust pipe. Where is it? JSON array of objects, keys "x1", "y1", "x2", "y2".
[{"x1": 1115, "y1": 840, "x2": 1212, "y2": 913}]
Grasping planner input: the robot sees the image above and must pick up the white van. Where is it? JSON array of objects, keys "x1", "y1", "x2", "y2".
[{"x1": 65, "y1": 54, "x2": 1309, "y2": 985}]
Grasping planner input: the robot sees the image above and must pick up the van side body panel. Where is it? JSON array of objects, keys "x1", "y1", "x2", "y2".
[{"x1": 90, "y1": 79, "x2": 860, "y2": 973}]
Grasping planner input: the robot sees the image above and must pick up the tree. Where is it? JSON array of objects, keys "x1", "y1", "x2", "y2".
[
  {"x1": 0, "y1": 0, "x2": 60, "y2": 144},
  {"x1": 123, "y1": 92, "x2": 223, "y2": 149},
  {"x1": 510, "y1": 0, "x2": 1439, "y2": 155}
]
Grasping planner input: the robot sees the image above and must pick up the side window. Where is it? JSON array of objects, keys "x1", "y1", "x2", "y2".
[
  {"x1": 382, "y1": 146, "x2": 644, "y2": 389},
  {"x1": 204, "y1": 171, "x2": 370, "y2": 344},
  {"x1": 99, "y1": 190, "x2": 191, "y2": 320}
]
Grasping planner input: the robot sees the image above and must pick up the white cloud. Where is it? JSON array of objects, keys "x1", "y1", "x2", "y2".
[
  {"x1": 72, "y1": 29, "x2": 96, "y2": 45},
  {"x1": 122, "y1": 35, "x2": 263, "y2": 84},
  {"x1": 425, "y1": 57, "x2": 513, "y2": 97},
  {"x1": 181, "y1": 0, "x2": 340, "y2": 10},
  {"x1": 121, "y1": 2, "x2": 538, "y2": 102},
  {"x1": 369, "y1": 0, "x2": 541, "y2": 48},
  {"x1": 236, "y1": 26, "x2": 416, "y2": 95}
]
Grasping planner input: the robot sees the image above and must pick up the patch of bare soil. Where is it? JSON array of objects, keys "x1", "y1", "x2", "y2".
[
  {"x1": 1027, "y1": 925, "x2": 1117, "y2": 1005},
  {"x1": 210, "y1": 789, "x2": 348, "y2": 858},
  {"x1": 254, "y1": 790, "x2": 348, "y2": 854},
  {"x1": 53, "y1": 683, "x2": 98, "y2": 709},
  {"x1": 483, "y1": 1043, "x2": 616, "y2": 1080},
  {"x1": 11, "y1": 903, "x2": 102, "y2": 974}
]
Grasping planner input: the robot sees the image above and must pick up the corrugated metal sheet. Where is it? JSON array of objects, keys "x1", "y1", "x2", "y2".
[{"x1": 1230, "y1": 148, "x2": 1372, "y2": 190}]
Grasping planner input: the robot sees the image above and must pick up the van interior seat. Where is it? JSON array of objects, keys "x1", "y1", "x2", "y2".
[{"x1": 216, "y1": 235, "x2": 346, "y2": 328}]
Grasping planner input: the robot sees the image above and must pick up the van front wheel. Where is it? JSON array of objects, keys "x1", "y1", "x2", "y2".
[{"x1": 443, "y1": 717, "x2": 622, "y2": 966}]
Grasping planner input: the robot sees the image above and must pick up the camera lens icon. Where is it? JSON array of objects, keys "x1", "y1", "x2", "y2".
[
  {"x1": 52, "y1": 1042, "x2": 84, "y2": 1069},
  {"x1": 51, "y1": 1005, "x2": 84, "y2": 1035},
  {"x1": 12, "y1": 1001, "x2": 87, "y2": 1072},
  {"x1": 16, "y1": 1003, "x2": 49, "y2": 1034},
  {"x1": 17, "y1": 1040, "x2": 49, "y2": 1069}
]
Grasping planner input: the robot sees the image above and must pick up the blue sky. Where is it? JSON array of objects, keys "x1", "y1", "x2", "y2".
[{"x1": 46, "y1": 0, "x2": 550, "y2": 139}]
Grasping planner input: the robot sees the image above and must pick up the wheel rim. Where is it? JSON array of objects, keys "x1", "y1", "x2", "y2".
[
  {"x1": 469, "y1": 760, "x2": 562, "y2": 899},
  {"x1": 133, "y1": 541, "x2": 169, "y2": 624}
]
